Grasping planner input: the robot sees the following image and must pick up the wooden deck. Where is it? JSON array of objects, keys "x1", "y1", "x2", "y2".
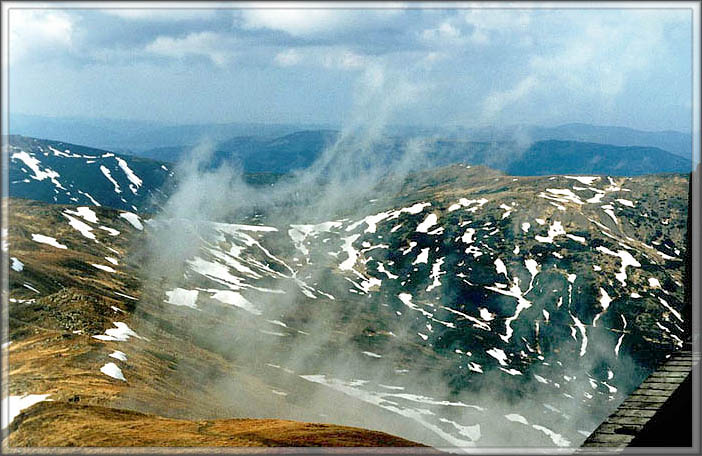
[{"x1": 580, "y1": 344, "x2": 698, "y2": 450}]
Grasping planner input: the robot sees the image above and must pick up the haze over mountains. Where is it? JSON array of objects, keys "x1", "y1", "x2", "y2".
[
  {"x1": 8, "y1": 132, "x2": 691, "y2": 211},
  {"x1": 11, "y1": 113, "x2": 692, "y2": 159}
]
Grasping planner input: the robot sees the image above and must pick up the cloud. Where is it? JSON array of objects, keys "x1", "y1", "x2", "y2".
[
  {"x1": 102, "y1": 9, "x2": 216, "y2": 21},
  {"x1": 478, "y1": 9, "x2": 689, "y2": 122},
  {"x1": 462, "y1": 8, "x2": 532, "y2": 35},
  {"x1": 482, "y1": 75, "x2": 538, "y2": 121},
  {"x1": 420, "y1": 9, "x2": 532, "y2": 48},
  {"x1": 239, "y1": 7, "x2": 401, "y2": 38},
  {"x1": 241, "y1": 9, "x2": 345, "y2": 36},
  {"x1": 420, "y1": 20, "x2": 486, "y2": 46},
  {"x1": 274, "y1": 46, "x2": 370, "y2": 70},
  {"x1": 144, "y1": 31, "x2": 235, "y2": 66},
  {"x1": 9, "y1": 9, "x2": 74, "y2": 63}
]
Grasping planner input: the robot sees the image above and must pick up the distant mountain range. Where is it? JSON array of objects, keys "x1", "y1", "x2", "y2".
[
  {"x1": 7, "y1": 136, "x2": 281, "y2": 213},
  {"x1": 9, "y1": 114, "x2": 333, "y2": 152},
  {"x1": 450, "y1": 123, "x2": 692, "y2": 159},
  {"x1": 8, "y1": 134, "x2": 692, "y2": 214},
  {"x1": 10, "y1": 114, "x2": 692, "y2": 159},
  {"x1": 136, "y1": 131, "x2": 692, "y2": 177}
]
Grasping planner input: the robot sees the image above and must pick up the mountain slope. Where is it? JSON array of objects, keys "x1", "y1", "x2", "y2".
[
  {"x1": 8, "y1": 135, "x2": 172, "y2": 212},
  {"x1": 9, "y1": 402, "x2": 426, "y2": 448},
  {"x1": 7, "y1": 136, "x2": 283, "y2": 213},
  {"x1": 505, "y1": 140, "x2": 692, "y2": 176},
  {"x1": 529, "y1": 123, "x2": 692, "y2": 159},
  {"x1": 5, "y1": 164, "x2": 689, "y2": 449}
]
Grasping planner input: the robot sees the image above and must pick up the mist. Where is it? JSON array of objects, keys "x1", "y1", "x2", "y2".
[{"x1": 128, "y1": 61, "x2": 650, "y2": 452}]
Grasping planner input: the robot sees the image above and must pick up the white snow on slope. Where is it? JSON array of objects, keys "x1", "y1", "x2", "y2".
[
  {"x1": 65, "y1": 206, "x2": 99, "y2": 223},
  {"x1": 426, "y1": 257, "x2": 446, "y2": 292},
  {"x1": 570, "y1": 313, "x2": 588, "y2": 357},
  {"x1": 119, "y1": 212, "x2": 143, "y2": 230},
  {"x1": 92, "y1": 263, "x2": 116, "y2": 273},
  {"x1": 299, "y1": 374, "x2": 481, "y2": 448},
  {"x1": 63, "y1": 213, "x2": 96, "y2": 240},
  {"x1": 11, "y1": 151, "x2": 64, "y2": 189},
  {"x1": 31, "y1": 234, "x2": 67, "y2": 249},
  {"x1": 448, "y1": 198, "x2": 488, "y2": 213},
  {"x1": 596, "y1": 246, "x2": 641, "y2": 286},
  {"x1": 486, "y1": 347, "x2": 508, "y2": 366},
  {"x1": 10, "y1": 257, "x2": 24, "y2": 272},
  {"x1": 592, "y1": 288, "x2": 612, "y2": 327},
  {"x1": 93, "y1": 322, "x2": 142, "y2": 341},
  {"x1": 99, "y1": 226, "x2": 120, "y2": 236},
  {"x1": 564, "y1": 176, "x2": 600, "y2": 185},
  {"x1": 290, "y1": 221, "x2": 342, "y2": 255},
  {"x1": 109, "y1": 350, "x2": 128, "y2": 362},
  {"x1": 1, "y1": 394, "x2": 52, "y2": 430},
  {"x1": 100, "y1": 165, "x2": 122, "y2": 193},
  {"x1": 115, "y1": 157, "x2": 143, "y2": 194},
  {"x1": 100, "y1": 362, "x2": 126, "y2": 381},
  {"x1": 339, "y1": 234, "x2": 361, "y2": 270},
  {"x1": 461, "y1": 228, "x2": 476, "y2": 244},
  {"x1": 165, "y1": 288, "x2": 199, "y2": 309},
  {"x1": 416, "y1": 213, "x2": 438, "y2": 233},
  {"x1": 535, "y1": 221, "x2": 566, "y2": 243},
  {"x1": 413, "y1": 248, "x2": 430, "y2": 265},
  {"x1": 209, "y1": 290, "x2": 261, "y2": 315}
]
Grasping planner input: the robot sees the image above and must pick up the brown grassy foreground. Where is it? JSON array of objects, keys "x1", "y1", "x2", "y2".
[{"x1": 7, "y1": 401, "x2": 429, "y2": 448}]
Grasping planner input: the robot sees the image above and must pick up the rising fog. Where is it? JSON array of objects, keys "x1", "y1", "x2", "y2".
[{"x1": 131, "y1": 61, "x2": 646, "y2": 452}]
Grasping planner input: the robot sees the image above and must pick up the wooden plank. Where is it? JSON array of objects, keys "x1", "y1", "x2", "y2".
[
  {"x1": 626, "y1": 394, "x2": 668, "y2": 403},
  {"x1": 663, "y1": 363, "x2": 693, "y2": 369},
  {"x1": 576, "y1": 442, "x2": 624, "y2": 448},
  {"x1": 611, "y1": 409, "x2": 657, "y2": 418},
  {"x1": 630, "y1": 389, "x2": 673, "y2": 397},
  {"x1": 618, "y1": 401, "x2": 664, "y2": 410},
  {"x1": 637, "y1": 382, "x2": 680, "y2": 390},
  {"x1": 594, "y1": 423, "x2": 644, "y2": 435},
  {"x1": 605, "y1": 416, "x2": 650, "y2": 426},
  {"x1": 584, "y1": 433, "x2": 635, "y2": 444},
  {"x1": 647, "y1": 371, "x2": 689, "y2": 379},
  {"x1": 659, "y1": 365, "x2": 693, "y2": 372}
]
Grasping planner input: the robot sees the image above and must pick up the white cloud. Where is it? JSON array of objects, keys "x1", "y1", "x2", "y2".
[
  {"x1": 274, "y1": 46, "x2": 370, "y2": 70},
  {"x1": 145, "y1": 31, "x2": 234, "y2": 66},
  {"x1": 482, "y1": 75, "x2": 538, "y2": 120},
  {"x1": 462, "y1": 9, "x2": 532, "y2": 33},
  {"x1": 274, "y1": 48, "x2": 302, "y2": 67},
  {"x1": 421, "y1": 19, "x2": 488, "y2": 46},
  {"x1": 240, "y1": 7, "x2": 400, "y2": 37},
  {"x1": 242, "y1": 9, "x2": 344, "y2": 36},
  {"x1": 478, "y1": 9, "x2": 688, "y2": 121},
  {"x1": 9, "y1": 10, "x2": 73, "y2": 63},
  {"x1": 103, "y1": 9, "x2": 216, "y2": 21},
  {"x1": 421, "y1": 9, "x2": 532, "y2": 47}
]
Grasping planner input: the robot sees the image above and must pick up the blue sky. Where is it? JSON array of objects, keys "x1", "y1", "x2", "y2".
[{"x1": 7, "y1": 3, "x2": 694, "y2": 131}]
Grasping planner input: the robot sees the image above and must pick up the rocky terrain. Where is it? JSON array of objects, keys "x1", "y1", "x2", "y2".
[{"x1": 3, "y1": 149, "x2": 689, "y2": 449}]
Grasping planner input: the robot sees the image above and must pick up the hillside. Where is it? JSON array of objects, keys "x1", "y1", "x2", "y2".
[
  {"x1": 7, "y1": 136, "x2": 283, "y2": 213},
  {"x1": 506, "y1": 140, "x2": 692, "y2": 176},
  {"x1": 5, "y1": 163, "x2": 689, "y2": 448},
  {"x1": 8, "y1": 135, "x2": 172, "y2": 212},
  {"x1": 137, "y1": 132, "x2": 692, "y2": 177}
]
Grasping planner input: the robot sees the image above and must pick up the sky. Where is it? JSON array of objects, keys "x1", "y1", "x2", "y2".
[{"x1": 5, "y1": 2, "x2": 695, "y2": 132}]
